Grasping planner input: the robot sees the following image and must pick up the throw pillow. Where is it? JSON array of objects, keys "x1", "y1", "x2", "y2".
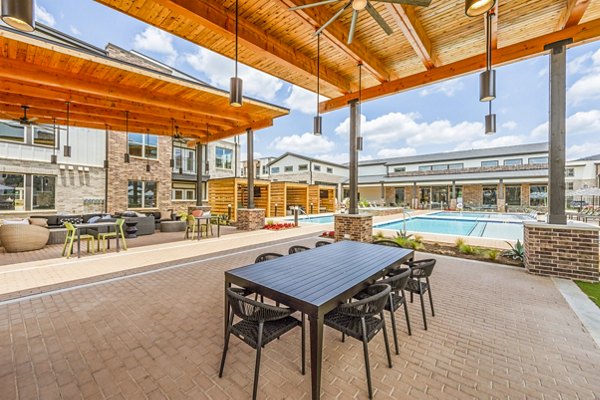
[
  {"x1": 101, "y1": 214, "x2": 112, "y2": 219},
  {"x1": 121, "y1": 211, "x2": 137, "y2": 217},
  {"x1": 1, "y1": 218, "x2": 29, "y2": 225},
  {"x1": 135, "y1": 211, "x2": 147, "y2": 218},
  {"x1": 29, "y1": 218, "x2": 48, "y2": 227},
  {"x1": 59, "y1": 217, "x2": 83, "y2": 226},
  {"x1": 87, "y1": 216, "x2": 101, "y2": 224},
  {"x1": 192, "y1": 209, "x2": 203, "y2": 217},
  {"x1": 203, "y1": 211, "x2": 211, "y2": 217}
]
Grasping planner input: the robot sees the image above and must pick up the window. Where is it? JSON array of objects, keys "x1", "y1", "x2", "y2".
[
  {"x1": 394, "y1": 188, "x2": 405, "y2": 204},
  {"x1": 481, "y1": 160, "x2": 498, "y2": 167},
  {"x1": 529, "y1": 185, "x2": 547, "y2": 206},
  {"x1": 567, "y1": 182, "x2": 574, "y2": 190},
  {"x1": 505, "y1": 185, "x2": 521, "y2": 206},
  {"x1": 271, "y1": 167, "x2": 280, "y2": 174},
  {"x1": 448, "y1": 163, "x2": 463, "y2": 170},
  {"x1": 172, "y1": 182, "x2": 197, "y2": 201},
  {"x1": 0, "y1": 123, "x2": 25, "y2": 143},
  {"x1": 432, "y1": 164, "x2": 448, "y2": 171},
  {"x1": 565, "y1": 167, "x2": 575, "y2": 177},
  {"x1": 298, "y1": 164, "x2": 308, "y2": 171},
  {"x1": 32, "y1": 175, "x2": 55, "y2": 210},
  {"x1": 482, "y1": 186, "x2": 497, "y2": 206},
  {"x1": 326, "y1": 167, "x2": 333, "y2": 173},
  {"x1": 262, "y1": 165, "x2": 269, "y2": 175},
  {"x1": 393, "y1": 167, "x2": 406, "y2": 173},
  {"x1": 215, "y1": 147, "x2": 233, "y2": 169},
  {"x1": 284, "y1": 165, "x2": 293, "y2": 172},
  {"x1": 128, "y1": 133, "x2": 158, "y2": 159},
  {"x1": 0, "y1": 174, "x2": 25, "y2": 211},
  {"x1": 128, "y1": 180, "x2": 157, "y2": 208},
  {"x1": 418, "y1": 165, "x2": 432, "y2": 171},
  {"x1": 528, "y1": 157, "x2": 548, "y2": 165},
  {"x1": 313, "y1": 165, "x2": 321, "y2": 171},
  {"x1": 504, "y1": 158, "x2": 522, "y2": 166},
  {"x1": 33, "y1": 127, "x2": 55, "y2": 147},
  {"x1": 173, "y1": 146, "x2": 196, "y2": 174}
]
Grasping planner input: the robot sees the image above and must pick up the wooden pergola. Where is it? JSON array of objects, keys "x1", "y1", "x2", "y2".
[{"x1": 0, "y1": 26, "x2": 289, "y2": 142}]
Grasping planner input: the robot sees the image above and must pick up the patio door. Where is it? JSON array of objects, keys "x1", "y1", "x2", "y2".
[{"x1": 482, "y1": 186, "x2": 497, "y2": 206}]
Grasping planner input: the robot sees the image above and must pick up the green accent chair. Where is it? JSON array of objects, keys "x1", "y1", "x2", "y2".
[
  {"x1": 184, "y1": 215, "x2": 198, "y2": 239},
  {"x1": 97, "y1": 218, "x2": 127, "y2": 252},
  {"x1": 62, "y1": 222, "x2": 95, "y2": 259}
]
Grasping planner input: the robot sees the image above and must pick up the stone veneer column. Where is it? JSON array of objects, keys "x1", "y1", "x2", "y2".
[
  {"x1": 237, "y1": 208, "x2": 265, "y2": 231},
  {"x1": 334, "y1": 214, "x2": 373, "y2": 243},
  {"x1": 524, "y1": 221, "x2": 599, "y2": 282}
]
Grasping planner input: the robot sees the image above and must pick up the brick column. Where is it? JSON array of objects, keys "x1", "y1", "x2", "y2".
[
  {"x1": 524, "y1": 221, "x2": 599, "y2": 282},
  {"x1": 334, "y1": 214, "x2": 373, "y2": 243},
  {"x1": 237, "y1": 208, "x2": 265, "y2": 231}
]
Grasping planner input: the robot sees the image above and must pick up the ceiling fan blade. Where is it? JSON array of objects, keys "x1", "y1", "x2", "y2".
[
  {"x1": 315, "y1": 1, "x2": 352, "y2": 36},
  {"x1": 348, "y1": 10, "x2": 359, "y2": 44},
  {"x1": 289, "y1": 0, "x2": 340, "y2": 11},
  {"x1": 29, "y1": 117, "x2": 39, "y2": 123},
  {"x1": 366, "y1": 2, "x2": 393, "y2": 35},
  {"x1": 0, "y1": 121, "x2": 22, "y2": 129},
  {"x1": 375, "y1": 0, "x2": 432, "y2": 7}
]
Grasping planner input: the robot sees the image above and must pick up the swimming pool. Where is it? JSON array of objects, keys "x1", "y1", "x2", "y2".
[
  {"x1": 429, "y1": 211, "x2": 532, "y2": 221},
  {"x1": 287, "y1": 215, "x2": 335, "y2": 224}
]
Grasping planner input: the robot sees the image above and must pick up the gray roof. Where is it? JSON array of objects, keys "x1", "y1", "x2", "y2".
[
  {"x1": 575, "y1": 154, "x2": 600, "y2": 161},
  {"x1": 357, "y1": 142, "x2": 549, "y2": 167},
  {"x1": 349, "y1": 168, "x2": 549, "y2": 185},
  {"x1": 267, "y1": 152, "x2": 349, "y2": 169}
]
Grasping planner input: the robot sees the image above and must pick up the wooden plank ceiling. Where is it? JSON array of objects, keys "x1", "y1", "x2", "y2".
[
  {"x1": 0, "y1": 27, "x2": 288, "y2": 142},
  {"x1": 94, "y1": 0, "x2": 600, "y2": 113}
]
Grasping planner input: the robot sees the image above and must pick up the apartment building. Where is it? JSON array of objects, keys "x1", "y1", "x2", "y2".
[
  {"x1": 268, "y1": 153, "x2": 348, "y2": 186},
  {"x1": 240, "y1": 156, "x2": 276, "y2": 180}
]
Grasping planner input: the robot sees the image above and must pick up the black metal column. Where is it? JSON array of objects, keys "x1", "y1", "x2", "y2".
[
  {"x1": 246, "y1": 128, "x2": 254, "y2": 209},
  {"x1": 196, "y1": 142, "x2": 203, "y2": 206},
  {"x1": 545, "y1": 39, "x2": 571, "y2": 224},
  {"x1": 349, "y1": 99, "x2": 359, "y2": 215}
]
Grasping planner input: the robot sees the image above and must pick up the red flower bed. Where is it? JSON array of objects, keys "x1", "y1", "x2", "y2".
[
  {"x1": 263, "y1": 223, "x2": 296, "y2": 230},
  {"x1": 320, "y1": 231, "x2": 335, "y2": 238}
]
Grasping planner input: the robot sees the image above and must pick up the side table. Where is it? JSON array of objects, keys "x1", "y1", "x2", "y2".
[{"x1": 124, "y1": 220, "x2": 138, "y2": 238}]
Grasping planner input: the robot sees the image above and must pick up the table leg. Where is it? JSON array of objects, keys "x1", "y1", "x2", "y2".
[
  {"x1": 217, "y1": 218, "x2": 220, "y2": 238},
  {"x1": 116, "y1": 225, "x2": 120, "y2": 253},
  {"x1": 309, "y1": 315, "x2": 323, "y2": 400},
  {"x1": 77, "y1": 228, "x2": 81, "y2": 258},
  {"x1": 197, "y1": 219, "x2": 201, "y2": 241},
  {"x1": 224, "y1": 280, "x2": 231, "y2": 336}
]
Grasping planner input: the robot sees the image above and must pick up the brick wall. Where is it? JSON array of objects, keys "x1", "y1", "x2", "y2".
[
  {"x1": 334, "y1": 214, "x2": 373, "y2": 243},
  {"x1": 237, "y1": 208, "x2": 265, "y2": 231},
  {"x1": 524, "y1": 222, "x2": 600, "y2": 282},
  {"x1": 107, "y1": 131, "x2": 172, "y2": 214},
  {"x1": 462, "y1": 184, "x2": 482, "y2": 205},
  {"x1": 521, "y1": 184, "x2": 530, "y2": 206}
]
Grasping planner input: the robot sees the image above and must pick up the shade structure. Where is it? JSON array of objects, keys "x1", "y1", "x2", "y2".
[
  {"x1": 93, "y1": 0, "x2": 600, "y2": 114},
  {"x1": 0, "y1": 25, "x2": 288, "y2": 142}
]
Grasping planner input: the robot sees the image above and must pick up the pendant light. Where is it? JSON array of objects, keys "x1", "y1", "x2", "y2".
[
  {"x1": 485, "y1": 101, "x2": 496, "y2": 135},
  {"x1": 1, "y1": 0, "x2": 35, "y2": 32},
  {"x1": 170, "y1": 118, "x2": 175, "y2": 168},
  {"x1": 176, "y1": 125, "x2": 183, "y2": 175},
  {"x1": 313, "y1": 33, "x2": 322, "y2": 136},
  {"x1": 123, "y1": 111, "x2": 130, "y2": 163},
  {"x1": 50, "y1": 118, "x2": 57, "y2": 164},
  {"x1": 229, "y1": 0, "x2": 243, "y2": 107},
  {"x1": 479, "y1": 10, "x2": 496, "y2": 102},
  {"x1": 145, "y1": 129, "x2": 151, "y2": 172},
  {"x1": 465, "y1": 0, "x2": 495, "y2": 17},
  {"x1": 63, "y1": 102, "x2": 71, "y2": 157},
  {"x1": 357, "y1": 62, "x2": 363, "y2": 151}
]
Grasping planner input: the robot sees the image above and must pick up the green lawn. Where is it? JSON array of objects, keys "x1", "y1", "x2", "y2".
[{"x1": 575, "y1": 281, "x2": 600, "y2": 308}]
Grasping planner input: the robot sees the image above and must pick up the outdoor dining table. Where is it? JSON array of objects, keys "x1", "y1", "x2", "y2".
[
  {"x1": 224, "y1": 240, "x2": 414, "y2": 399},
  {"x1": 193, "y1": 215, "x2": 220, "y2": 240},
  {"x1": 74, "y1": 221, "x2": 120, "y2": 258}
]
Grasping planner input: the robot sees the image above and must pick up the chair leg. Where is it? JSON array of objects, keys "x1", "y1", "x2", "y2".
[
  {"x1": 381, "y1": 312, "x2": 393, "y2": 368},
  {"x1": 410, "y1": 291, "x2": 414, "y2": 303},
  {"x1": 388, "y1": 295, "x2": 399, "y2": 355},
  {"x1": 427, "y1": 278, "x2": 435, "y2": 317},
  {"x1": 218, "y1": 312, "x2": 235, "y2": 378},
  {"x1": 61, "y1": 234, "x2": 70, "y2": 256},
  {"x1": 301, "y1": 313, "x2": 306, "y2": 375},
  {"x1": 66, "y1": 235, "x2": 75, "y2": 259},
  {"x1": 419, "y1": 289, "x2": 428, "y2": 331},
  {"x1": 361, "y1": 318, "x2": 373, "y2": 399},
  {"x1": 342, "y1": 333, "x2": 345, "y2": 343},
  {"x1": 252, "y1": 322, "x2": 264, "y2": 400},
  {"x1": 402, "y1": 290, "x2": 412, "y2": 336},
  {"x1": 120, "y1": 232, "x2": 127, "y2": 250}
]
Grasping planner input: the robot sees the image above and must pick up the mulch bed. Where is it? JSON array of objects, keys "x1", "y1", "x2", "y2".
[{"x1": 420, "y1": 241, "x2": 523, "y2": 267}]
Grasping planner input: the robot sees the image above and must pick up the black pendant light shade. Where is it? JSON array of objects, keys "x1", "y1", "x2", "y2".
[
  {"x1": 485, "y1": 113, "x2": 496, "y2": 135},
  {"x1": 124, "y1": 110, "x2": 130, "y2": 163},
  {"x1": 50, "y1": 154, "x2": 57, "y2": 164},
  {"x1": 63, "y1": 102, "x2": 71, "y2": 158},
  {"x1": 229, "y1": 77, "x2": 243, "y2": 107},
  {"x1": 146, "y1": 164, "x2": 151, "y2": 172},
  {"x1": 465, "y1": 0, "x2": 495, "y2": 17},
  {"x1": 124, "y1": 153, "x2": 130, "y2": 163},
  {"x1": 1, "y1": 0, "x2": 35, "y2": 32},
  {"x1": 479, "y1": 69, "x2": 496, "y2": 101},
  {"x1": 313, "y1": 116, "x2": 322, "y2": 136},
  {"x1": 170, "y1": 158, "x2": 174, "y2": 168},
  {"x1": 63, "y1": 145, "x2": 71, "y2": 157}
]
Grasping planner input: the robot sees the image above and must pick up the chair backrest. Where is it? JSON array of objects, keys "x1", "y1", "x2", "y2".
[
  {"x1": 63, "y1": 221, "x2": 75, "y2": 232},
  {"x1": 410, "y1": 259, "x2": 436, "y2": 278},
  {"x1": 254, "y1": 252, "x2": 284, "y2": 263},
  {"x1": 186, "y1": 215, "x2": 196, "y2": 226},
  {"x1": 338, "y1": 283, "x2": 391, "y2": 318},
  {"x1": 226, "y1": 288, "x2": 291, "y2": 322},
  {"x1": 380, "y1": 268, "x2": 411, "y2": 292},
  {"x1": 373, "y1": 239, "x2": 401, "y2": 247},
  {"x1": 289, "y1": 245, "x2": 310, "y2": 254},
  {"x1": 315, "y1": 241, "x2": 331, "y2": 247}
]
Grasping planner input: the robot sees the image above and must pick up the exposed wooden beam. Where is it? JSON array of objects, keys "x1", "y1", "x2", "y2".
[
  {"x1": 187, "y1": 118, "x2": 275, "y2": 145},
  {"x1": 321, "y1": 17, "x2": 600, "y2": 112},
  {"x1": 107, "y1": 0, "x2": 351, "y2": 94},
  {"x1": 278, "y1": 0, "x2": 391, "y2": 82},
  {"x1": 557, "y1": 0, "x2": 591, "y2": 30},
  {"x1": 386, "y1": 3, "x2": 438, "y2": 69}
]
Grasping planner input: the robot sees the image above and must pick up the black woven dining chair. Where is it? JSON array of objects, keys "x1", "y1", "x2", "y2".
[
  {"x1": 354, "y1": 268, "x2": 412, "y2": 355},
  {"x1": 219, "y1": 288, "x2": 305, "y2": 400},
  {"x1": 255, "y1": 252, "x2": 284, "y2": 263},
  {"x1": 373, "y1": 239, "x2": 402, "y2": 247},
  {"x1": 404, "y1": 259, "x2": 436, "y2": 330},
  {"x1": 288, "y1": 245, "x2": 310, "y2": 254},
  {"x1": 324, "y1": 283, "x2": 392, "y2": 399},
  {"x1": 314, "y1": 240, "x2": 332, "y2": 247}
]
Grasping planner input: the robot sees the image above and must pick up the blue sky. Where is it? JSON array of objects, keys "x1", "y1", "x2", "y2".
[{"x1": 34, "y1": 0, "x2": 600, "y2": 163}]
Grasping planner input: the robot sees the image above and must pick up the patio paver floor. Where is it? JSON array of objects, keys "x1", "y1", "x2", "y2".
[{"x1": 0, "y1": 238, "x2": 598, "y2": 400}]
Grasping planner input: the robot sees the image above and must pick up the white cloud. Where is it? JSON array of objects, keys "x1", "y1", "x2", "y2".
[
  {"x1": 70, "y1": 25, "x2": 81, "y2": 36},
  {"x1": 501, "y1": 121, "x2": 517, "y2": 131},
  {"x1": 530, "y1": 110, "x2": 600, "y2": 140},
  {"x1": 270, "y1": 132, "x2": 335, "y2": 154},
  {"x1": 530, "y1": 122, "x2": 547, "y2": 139},
  {"x1": 376, "y1": 148, "x2": 417, "y2": 158},
  {"x1": 454, "y1": 135, "x2": 527, "y2": 151},
  {"x1": 283, "y1": 86, "x2": 329, "y2": 115},
  {"x1": 567, "y1": 142, "x2": 600, "y2": 160},
  {"x1": 567, "y1": 48, "x2": 600, "y2": 105},
  {"x1": 35, "y1": 5, "x2": 55, "y2": 26},
  {"x1": 419, "y1": 78, "x2": 464, "y2": 97},
  {"x1": 537, "y1": 67, "x2": 548, "y2": 78},
  {"x1": 184, "y1": 48, "x2": 284, "y2": 102},
  {"x1": 334, "y1": 112, "x2": 483, "y2": 147},
  {"x1": 568, "y1": 52, "x2": 592, "y2": 75},
  {"x1": 133, "y1": 27, "x2": 178, "y2": 65}
]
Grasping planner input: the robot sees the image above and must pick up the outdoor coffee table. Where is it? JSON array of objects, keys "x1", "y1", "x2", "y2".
[
  {"x1": 73, "y1": 221, "x2": 119, "y2": 259},
  {"x1": 224, "y1": 241, "x2": 413, "y2": 399}
]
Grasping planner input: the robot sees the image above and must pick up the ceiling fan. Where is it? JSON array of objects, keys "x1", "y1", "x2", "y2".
[
  {"x1": 0, "y1": 105, "x2": 39, "y2": 127},
  {"x1": 289, "y1": 0, "x2": 432, "y2": 44}
]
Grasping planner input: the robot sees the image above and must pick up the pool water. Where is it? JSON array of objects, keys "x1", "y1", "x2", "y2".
[
  {"x1": 288, "y1": 215, "x2": 335, "y2": 224},
  {"x1": 429, "y1": 211, "x2": 532, "y2": 221}
]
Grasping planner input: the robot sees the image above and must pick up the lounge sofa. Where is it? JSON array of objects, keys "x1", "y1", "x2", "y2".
[{"x1": 0, "y1": 224, "x2": 50, "y2": 253}]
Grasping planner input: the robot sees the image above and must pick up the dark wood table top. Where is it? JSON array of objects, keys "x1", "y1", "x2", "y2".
[{"x1": 226, "y1": 241, "x2": 413, "y2": 316}]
